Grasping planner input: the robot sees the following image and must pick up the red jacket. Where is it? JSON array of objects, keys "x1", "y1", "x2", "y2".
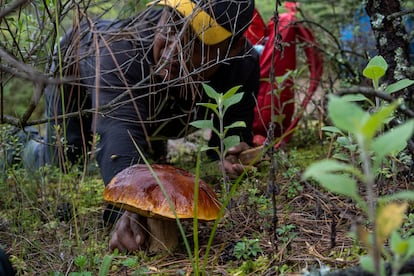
[{"x1": 245, "y1": 2, "x2": 323, "y2": 146}]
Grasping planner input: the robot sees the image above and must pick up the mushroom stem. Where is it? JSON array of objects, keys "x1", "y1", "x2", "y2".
[{"x1": 147, "y1": 218, "x2": 178, "y2": 253}]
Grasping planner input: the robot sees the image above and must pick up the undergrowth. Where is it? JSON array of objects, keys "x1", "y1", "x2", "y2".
[{"x1": 0, "y1": 123, "x2": 360, "y2": 275}]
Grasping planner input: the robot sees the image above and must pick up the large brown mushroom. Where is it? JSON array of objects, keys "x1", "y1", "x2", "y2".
[{"x1": 103, "y1": 164, "x2": 221, "y2": 253}]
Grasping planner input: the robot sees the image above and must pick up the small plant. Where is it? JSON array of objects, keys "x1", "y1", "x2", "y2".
[
  {"x1": 282, "y1": 166, "x2": 303, "y2": 199},
  {"x1": 303, "y1": 55, "x2": 414, "y2": 276},
  {"x1": 187, "y1": 83, "x2": 248, "y2": 275},
  {"x1": 401, "y1": 213, "x2": 414, "y2": 238},
  {"x1": 247, "y1": 186, "x2": 271, "y2": 216},
  {"x1": 120, "y1": 257, "x2": 138, "y2": 268},
  {"x1": 276, "y1": 224, "x2": 297, "y2": 244},
  {"x1": 72, "y1": 255, "x2": 91, "y2": 276},
  {"x1": 233, "y1": 237, "x2": 263, "y2": 260},
  {"x1": 190, "y1": 83, "x2": 246, "y2": 193},
  {"x1": 63, "y1": 254, "x2": 113, "y2": 276},
  {"x1": 227, "y1": 255, "x2": 269, "y2": 275},
  {"x1": 0, "y1": 125, "x2": 25, "y2": 171},
  {"x1": 275, "y1": 263, "x2": 293, "y2": 275}
]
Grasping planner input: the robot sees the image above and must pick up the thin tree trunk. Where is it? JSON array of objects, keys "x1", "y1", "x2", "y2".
[
  {"x1": 366, "y1": 0, "x2": 414, "y2": 157},
  {"x1": 365, "y1": 0, "x2": 413, "y2": 96}
]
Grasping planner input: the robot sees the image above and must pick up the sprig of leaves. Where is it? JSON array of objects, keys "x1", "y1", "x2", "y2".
[{"x1": 304, "y1": 55, "x2": 414, "y2": 276}]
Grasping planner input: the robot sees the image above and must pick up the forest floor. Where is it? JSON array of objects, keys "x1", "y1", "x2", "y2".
[{"x1": 1, "y1": 124, "x2": 413, "y2": 275}]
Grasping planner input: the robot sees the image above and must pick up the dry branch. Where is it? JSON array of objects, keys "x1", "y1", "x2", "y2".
[
  {"x1": 337, "y1": 86, "x2": 414, "y2": 118},
  {"x1": 0, "y1": 0, "x2": 29, "y2": 19}
]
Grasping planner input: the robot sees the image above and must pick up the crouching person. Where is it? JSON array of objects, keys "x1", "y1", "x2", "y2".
[{"x1": 24, "y1": 0, "x2": 259, "y2": 252}]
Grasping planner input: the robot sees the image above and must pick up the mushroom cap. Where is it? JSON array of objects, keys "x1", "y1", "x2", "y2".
[{"x1": 103, "y1": 164, "x2": 221, "y2": 221}]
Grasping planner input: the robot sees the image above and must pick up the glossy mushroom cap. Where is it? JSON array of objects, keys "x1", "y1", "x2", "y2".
[{"x1": 103, "y1": 164, "x2": 221, "y2": 221}]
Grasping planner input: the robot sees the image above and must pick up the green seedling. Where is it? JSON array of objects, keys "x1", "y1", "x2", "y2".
[
  {"x1": 303, "y1": 55, "x2": 414, "y2": 276},
  {"x1": 190, "y1": 83, "x2": 246, "y2": 193},
  {"x1": 233, "y1": 238, "x2": 263, "y2": 260}
]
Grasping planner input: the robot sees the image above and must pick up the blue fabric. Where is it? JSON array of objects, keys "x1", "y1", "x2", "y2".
[{"x1": 340, "y1": 7, "x2": 414, "y2": 67}]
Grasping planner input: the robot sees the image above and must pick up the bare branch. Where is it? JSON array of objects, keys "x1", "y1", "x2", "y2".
[
  {"x1": 336, "y1": 86, "x2": 414, "y2": 118},
  {"x1": 387, "y1": 8, "x2": 414, "y2": 21},
  {"x1": 0, "y1": 46, "x2": 52, "y2": 84},
  {"x1": 0, "y1": 0, "x2": 29, "y2": 19}
]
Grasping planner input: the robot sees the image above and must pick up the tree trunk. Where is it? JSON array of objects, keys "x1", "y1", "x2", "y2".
[
  {"x1": 366, "y1": 0, "x2": 414, "y2": 155},
  {"x1": 365, "y1": 0, "x2": 413, "y2": 96}
]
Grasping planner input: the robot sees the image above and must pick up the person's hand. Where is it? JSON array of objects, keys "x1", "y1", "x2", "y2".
[
  {"x1": 109, "y1": 211, "x2": 147, "y2": 252},
  {"x1": 223, "y1": 142, "x2": 251, "y2": 177}
]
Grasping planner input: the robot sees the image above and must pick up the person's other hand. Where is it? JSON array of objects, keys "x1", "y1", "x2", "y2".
[
  {"x1": 223, "y1": 142, "x2": 250, "y2": 177},
  {"x1": 109, "y1": 211, "x2": 147, "y2": 252}
]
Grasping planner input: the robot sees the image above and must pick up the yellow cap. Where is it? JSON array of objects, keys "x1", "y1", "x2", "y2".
[{"x1": 148, "y1": 0, "x2": 233, "y2": 45}]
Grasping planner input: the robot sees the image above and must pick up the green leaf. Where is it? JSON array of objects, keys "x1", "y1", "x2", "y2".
[
  {"x1": 372, "y1": 120, "x2": 414, "y2": 161},
  {"x1": 311, "y1": 173, "x2": 362, "y2": 202},
  {"x1": 190, "y1": 120, "x2": 214, "y2": 130},
  {"x1": 202, "y1": 83, "x2": 219, "y2": 101},
  {"x1": 196, "y1": 102, "x2": 219, "y2": 118},
  {"x1": 363, "y1": 55, "x2": 388, "y2": 83},
  {"x1": 303, "y1": 159, "x2": 356, "y2": 178},
  {"x1": 303, "y1": 160, "x2": 366, "y2": 209},
  {"x1": 222, "y1": 85, "x2": 241, "y2": 100},
  {"x1": 74, "y1": 255, "x2": 87, "y2": 269},
  {"x1": 332, "y1": 152, "x2": 351, "y2": 161},
  {"x1": 327, "y1": 95, "x2": 366, "y2": 134},
  {"x1": 341, "y1": 94, "x2": 370, "y2": 102},
  {"x1": 360, "y1": 101, "x2": 399, "y2": 141},
  {"x1": 379, "y1": 190, "x2": 414, "y2": 203},
  {"x1": 18, "y1": 18, "x2": 23, "y2": 30},
  {"x1": 275, "y1": 70, "x2": 294, "y2": 85},
  {"x1": 405, "y1": 237, "x2": 414, "y2": 260},
  {"x1": 200, "y1": 145, "x2": 216, "y2": 152},
  {"x1": 121, "y1": 257, "x2": 138, "y2": 268},
  {"x1": 197, "y1": 102, "x2": 218, "y2": 111},
  {"x1": 223, "y1": 93, "x2": 244, "y2": 112},
  {"x1": 360, "y1": 255, "x2": 386, "y2": 276},
  {"x1": 337, "y1": 136, "x2": 353, "y2": 146},
  {"x1": 321, "y1": 126, "x2": 344, "y2": 134},
  {"x1": 390, "y1": 231, "x2": 408, "y2": 256},
  {"x1": 360, "y1": 255, "x2": 375, "y2": 274},
  {"x1": 223, "y1": 135, "x2": 240, "y2": 152},
  {"x1": 98, "y1": 255, "x2": 113, "y2": 276},
  {"x1": 385, "y1": 79, "x2": 414, "y2": 94},
  {"x1": 363, "y1": 65, "x2": 386, "y2": 81},
  {"x1": 224, "y1": 121, "x2": 246, "y2": 130}
]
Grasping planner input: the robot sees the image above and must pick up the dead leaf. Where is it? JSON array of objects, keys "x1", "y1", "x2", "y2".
[{"x1": 376, "y1": 202, "x2": 408, "y2": 246}]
